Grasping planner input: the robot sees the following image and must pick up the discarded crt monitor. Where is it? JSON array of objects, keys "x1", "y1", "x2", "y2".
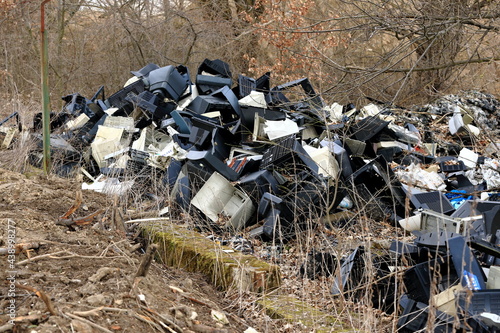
[{"x1": 191, "y1": 172, "x2": 255, "y2": 230}]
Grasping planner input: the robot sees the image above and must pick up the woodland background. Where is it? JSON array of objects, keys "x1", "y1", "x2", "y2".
[{"x1": 0, "y1": 0, "x2": 499, "y2": 111}]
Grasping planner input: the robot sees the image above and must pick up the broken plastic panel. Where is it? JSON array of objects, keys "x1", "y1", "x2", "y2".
[
  {"x1": 376, "y1": 146, "x2": 403, "y2": 163},
  {"x1": 419, "y1": 209, "x2": 473, "y2": 235},
  {"x1": 469, "y1": 235, "x2": 500, "y2": 266},
  {"x1": 196, "y1": 59, "x2": 232, "y2": 95},
  {"x1": 227, "y1": 156, "x2": 260, "y2": 177},
  {"x1": 65, "y1": 113, "x2": 90, "y2": 131},
  {"x1": 235, "y1": 74, "x2": 256, "y2": 99},
  {"x1": 62, "y1": 93, "x2": 93, "y2": 118},
  {"x1": 146, "y1": 65, "x2": 190, "y2": 102},
  {"x1": 188, "y1": 116, "x2": 221, "y2": 141},
  {"x1": 131, "y1": 63, "x2": 160, "y2": 78},
  {"x1": 182, "y1": 161, "x2": 212, "y2": 194},
  {"x1": 302, "y1": 145, "x2": 339, "y2": 178},
  {"x1": 237, "y1": 170, "x2": 281, "y2": 201},
  {"x1": 263, "y1": 118, "x2": 300, "y2": 141},
  {"x1": 370, "y1": 255, "x2": 397, "y2": 314},
  {"x1": 482, "y1": 205, "x2": 500, "y2": 236},
  {"x1": 320, "y1": 139, "x2": 354, "y2": 178},
  {"x1": 410, "y1": 191, "x2": 455, "y2": 214},
  {"x1": 403, "y1": 256, "x2": 458, "y2": 304},
  {"x1": 447, "y1": 236, "x2": 486, "y2": 290},
  {"x1": 91, "y1": 126, "x2": 129, "y2": 168},
  {"x1": 189, "y1": 126, "x2": 211, "y2": 149},
  {"x1": 162, "y1": 159, "x2": 183, "y2": 190},
  {"x1": 457, "y1": 290, "x2": 500, "y2": 330},
  {"x1": 459, "y1": 147, "x2": 479, "y2": 169},
  {"x1": 261, "y1": 208, "x2": 282, "y2": 240},
  {"x1": 258, "y1": 192, "x2": 283, "y2": 218},
  {"x1": 343, "y1": 138, "x2": 366, "y2": 157},
  {"x1": 34, "y1": 135, "x2": 81, "y2": 169},
  {"x1": 187, "y1": 94, "x2": 233, "y2": 120},
  {"x1": 397, "y1": 295, "x2": 455, "y2": 333},
  {"x1": 332, "y1": 246, "x2": 365, "y2": 296},
  {"x1": 172, "y1": 172, "x2": 191, "y2": 210},
  {"x1": 414, "y1": 230, "x2": 462, "y2": 248},
  {"x1": 350, "y1": 116, "x2": 390, "y2": 142},
  {"x1": 452, "y1": 200, "x2": 500, "y2": 220},
  {"x1": 170, "y1": 110, "x2": 192, "y2": 135},
  {"x1": 440, "y1": 160, "x2": 466, "y2": 173},
  {"x1": 191, "y1": 172, "x2": 255, "y2": 230},
  {"x1": 239, "y1": 91, "x2": 267, "y2": 108},
  {"x1": 212, "y1": 86, "x2": 242, "y2": 119},
  {"x1": 433, "y1": 284, "x2": 465, "y2": 316},
  {"x1": 487, "y1": 266, "x2": 500, "y2": 289},
  {"x1": 349, "y1": 155, "x2": 407, "y2": 220},
  {"x1": 260, "y1": 136, "x2": 319, "y2": 175},
  {"x1": 103, "y1": 116, "x2": 135, "y2": 131},
  {"x1": 255, "y1": 72, "x2": 270, "y2": 92},
  {"x1": 252, "y1": 115, "x2": 266, "y2": 142},
  {"x1": 126, "y1": 91, "x2": 159, "y2": 115},
  {"x1": 266, "y1": 78, "x2": 324, "y2": 114},
  {"x1": 403, "y1": 152, "x2": 436, "y2": 165},
  {"x1": 105, "y1": 79, "x2": 145, "y2": 114},
  {"x1": 389, "y1": 240, "x2": 429, "y2": 264}
]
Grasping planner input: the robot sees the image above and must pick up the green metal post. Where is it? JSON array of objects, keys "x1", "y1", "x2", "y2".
[{"x1": 41, "y1": 0, "x2": 52, "y2": 174}]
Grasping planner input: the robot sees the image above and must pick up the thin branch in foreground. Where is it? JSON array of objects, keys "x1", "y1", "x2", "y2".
[
  {"x1": 15, "y1": 283, "x2": 57, "y2": 316},
  {"x1": 56, "y1": 209, "x2": 104, "y2": 226},
  {"x1": 60, "y1": 190, "x2": 83, "y2": 219},
  {"x1": 15, "y1": 250, "x2": 69, "y2": 265},
  {"x1": 64, "y1": 312, "x2": 113, "y2": 333},
  {"x1": 135, "y1": 243, "x2": 158, "y2": 278},
  {"x1": 16, "y1": 250, "x2": 122, "y2": 266}
]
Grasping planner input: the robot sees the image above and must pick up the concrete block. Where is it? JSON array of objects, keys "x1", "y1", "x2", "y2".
[{"x1": 144, "y1": 222, "x2": 280, "y2": 293}]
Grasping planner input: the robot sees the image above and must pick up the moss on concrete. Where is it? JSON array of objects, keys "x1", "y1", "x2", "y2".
[
  {"x1": 143, "y1": 222, "x2": 280, "y2": 292},
  {"x1": 258, "y1": 295, "x2": 356, "y2": 332},
  {"x1": 143, "y1": 221, "x2": 355, "y2": 332}
]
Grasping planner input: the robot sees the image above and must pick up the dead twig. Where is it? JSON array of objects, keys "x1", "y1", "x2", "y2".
[
  {"x1": 182, "y1": 294, "x2": 210, "y2": 307},
  {"x1": 191, "y1": 324, "x2": 228, "y2": 333},
  {"x1": 112, "y1": 195, "x2": 126, "y2": 233},
  {"x1": 64, "y1": 312, "x2": 113, "y2": 333},
  {"x1": 133, "y1": 312, "x2": 167, "y2": 332},
  {"x1": 0, "y1": 242, "x2": 39, "y2": 255},
  {"x1": 16, "y1": 251, "x2": 122, "y2": 266},
  {"x1": 11, "y1": 313, "x2": 47, "y2": 323},
  {"x1": 15, "y1": 250, "x2": 69, "y2": 265},
  {"x1": 124, "y1": 217, "x2": 170, "y2": 224},
  {"x1": 140, "y1": 305, "x2": 183, "y2": 333},
  {"x1": 72, "y1": 306, "x2": 105, "y2": 317},
  {"x1": 56, "y1": 209, "x2": 104, "y2": 226},
  {"x1": 15, "y1": 283, "x2": 57, "y2": 316},
  {"x1": 131, "y1": 243, "x2": 159, "y2": 295},
  {"x1": 135, "y1": 243, "x2": 158, "y2": 278},
  {"x1": 60, "y1": 191, "x2": 83, "y2": 219},
  {"x1": 78, "y1": 304, "x2": 181, "y2": 333},
  {"x1": 168, "y1": 285, "x2": 215, "y2": 308}
]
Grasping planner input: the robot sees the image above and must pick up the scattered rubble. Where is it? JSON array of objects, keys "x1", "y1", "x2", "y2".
[{"x1": 2, "y1": 58, "x2": 500, "y2": 331}]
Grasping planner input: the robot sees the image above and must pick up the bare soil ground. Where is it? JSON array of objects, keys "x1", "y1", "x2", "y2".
[{"x1": 0, "y1": 167, "x2": 284, "y2": 333}]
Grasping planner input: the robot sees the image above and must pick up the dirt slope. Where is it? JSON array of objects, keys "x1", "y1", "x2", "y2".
[{"x1": 0, "y1": 168, "x2": 277, "y2": 333}]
